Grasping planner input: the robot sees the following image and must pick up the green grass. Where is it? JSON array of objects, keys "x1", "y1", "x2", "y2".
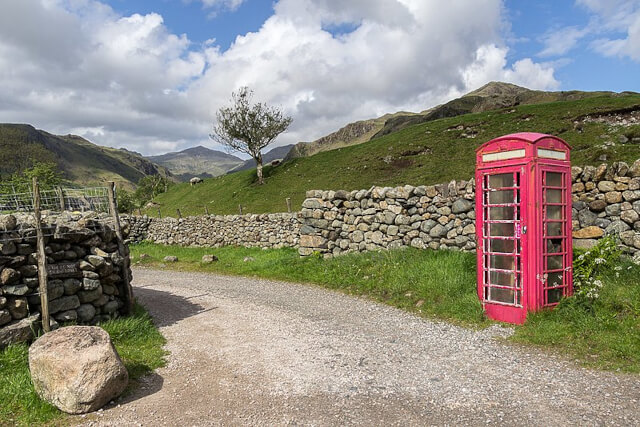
[
  {"x1": 131, "y1": 242, "x2": 640, "y2": 373},
  {"x1": 147, "y1": 94, "x2": 640, "y2": 217},
  {"x1": 0, "y1": 303, "x2": 166, "y2": 426}
]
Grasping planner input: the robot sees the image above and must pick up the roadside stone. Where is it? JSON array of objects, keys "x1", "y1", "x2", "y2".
[
  {"x1": 201, "y1": 254, "x2": 218, "y2": 263},
  {"x1": 28, "y1": 326, "x2": 129, "y2": 414},
  {"x1": 163, "y1": 256, "x2": 178, "y2": 263}
]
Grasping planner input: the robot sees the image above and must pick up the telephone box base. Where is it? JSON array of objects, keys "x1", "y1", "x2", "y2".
[{"x1": 484, "y1": 304, "x2": 527, "y2": 325}]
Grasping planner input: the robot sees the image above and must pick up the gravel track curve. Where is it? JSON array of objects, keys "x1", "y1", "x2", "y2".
[{"x1": 82, "y1": 268, "x2": 640, "y2": 426}]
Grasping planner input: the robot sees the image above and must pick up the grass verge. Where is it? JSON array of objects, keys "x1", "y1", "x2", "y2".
[
  {"x1": 131, "y1": 242, "x2": 640, "y2": 373},
  {"x1": 0, "y1": 303, "x2": 166, "y2": 426}
]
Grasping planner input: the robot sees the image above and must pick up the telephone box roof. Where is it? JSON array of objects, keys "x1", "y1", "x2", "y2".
[{"x1": 476, "y1": 132, "x2": 571, "y2": 153}]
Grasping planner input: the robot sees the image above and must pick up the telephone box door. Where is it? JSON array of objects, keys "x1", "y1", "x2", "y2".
[
  {"x1": 477, "y1": 166, "x2": 528, "y2": 324},
  {"x1": 537, "y1": 165, "x2": 573, "y2": 307}
]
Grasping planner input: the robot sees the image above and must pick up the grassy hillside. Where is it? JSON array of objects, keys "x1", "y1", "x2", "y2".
[
  {"x1": 146, "y1": 94, "x2": 640, "y2": 217},
  {"x1": 0, "y1": 124, "x2": 172, "y2": 189}
]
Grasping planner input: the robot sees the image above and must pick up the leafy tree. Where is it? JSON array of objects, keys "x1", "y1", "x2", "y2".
[
  {"x1": 0, "y1": 161, "x2": 62, "y2": 192},
  {"x1": 134, "y1": 175, "x2": 172, "y2": 207},
  {"x1": 116, "y1": 188, "x2": 137, "y2": 213},
  {"x1": 210, "y1": 87, "x2": 292, "y2": 185},
  {"x1": 22, "y1": 161, "x2": 62, "y2": 190}
]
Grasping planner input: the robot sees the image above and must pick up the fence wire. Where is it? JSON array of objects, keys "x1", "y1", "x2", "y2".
[{"x1": 0, "y1": 186, "x2": 111, "y2": 214}]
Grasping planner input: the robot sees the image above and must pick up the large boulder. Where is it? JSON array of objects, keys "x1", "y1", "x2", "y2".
[{"x1": 28, "y1": 326, "x2": 128, "y2": 414}]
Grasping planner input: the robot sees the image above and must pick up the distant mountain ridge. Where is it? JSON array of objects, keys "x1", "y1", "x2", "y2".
[
  {"x1": 227, "y1": 144, "x2": 295, "y2": 174},
  {"x1": 0, "y1": 123, "x2": 172, "y2": 189},
  {"x1": 148, "y1": 145, "x2": 243, "y2": 181},
  {"x1": 286, "y1": 82, "x2": 625, "y2": 159}
]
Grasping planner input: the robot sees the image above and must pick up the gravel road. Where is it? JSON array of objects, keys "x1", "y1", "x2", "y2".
[{"x1": 83, "y1": 268, "x2": 640, "y2": 426}]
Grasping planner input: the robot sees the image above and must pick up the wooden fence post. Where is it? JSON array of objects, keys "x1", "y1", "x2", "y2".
[
  {"x1": 204, "y1": 205, "x2": 209, "y2": 215},
  {"x1": 137, "y1": 208, "x2": 142, "y2": 216},
  {"x1": 238, "y1": 204, "x2": 243, "y2": 215},
  {"x1": 56, "y1": 186, "x2": 65, "y2": 211},
  {"x1": 157, "y1": 208, "x2": 162, "y2": 219},
  {"x1": 33, "y1": 177, "x2": 51, "y2": 333},
  {"x1": 176, "y1": 208, "x2": 182, "y2": 219},
  {"x1": 286, "y1": 197, "x2": 292, "y2": 213},
  {"x1": 107, "y1": 182, "x2": 135, "y2": 315}
]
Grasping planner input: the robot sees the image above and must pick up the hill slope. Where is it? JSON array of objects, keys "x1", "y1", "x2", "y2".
[
  {"x1": 146, "y1": 93, "x2": 640, "y2": 217},
  {"x1": 0, "y1": 124, "x2": 172, "y2": 189},
  {"x1": 286, "y1": 82, "x2": 620, "y2": 160},
  {"x1": 148, "y1": 146, "x2": 243, "y2": 181},
  {"x1": 227, "y1": 144, "x2": 295, "y2": 174}
]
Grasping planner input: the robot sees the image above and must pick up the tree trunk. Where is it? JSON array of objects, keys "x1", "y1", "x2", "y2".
[{"x1": 255, "y1": 152, "x2": 264, "y2": 185}]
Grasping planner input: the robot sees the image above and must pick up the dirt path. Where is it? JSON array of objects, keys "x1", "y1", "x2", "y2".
[{"x1": 81, "y1": 268, "x2": 640, "y2": 426}]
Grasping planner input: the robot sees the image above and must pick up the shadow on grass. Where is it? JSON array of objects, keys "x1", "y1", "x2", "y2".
[{"x1": 132, "y1": 286, "x2": 217, "y2": 328}]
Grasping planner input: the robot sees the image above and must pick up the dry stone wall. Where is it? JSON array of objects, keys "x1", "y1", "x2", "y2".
[
  {"x1": 126, "y1": 213, "x2": 300, "y2": 249},
  {"x1": 571, "y1": 160, "x2": 640, "y2": 251},
  {"x1": 0, "y1": 212, "x2": 131, "y2": 348},
  {"x1": 298, "y1": 183, "x2": 476, "y2": 257},
  {"x1": 300, "y1": 159, "x2": 640, "y2": 258}
]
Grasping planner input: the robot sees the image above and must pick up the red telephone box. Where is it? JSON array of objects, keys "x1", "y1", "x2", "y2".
[{"x1": 475, "y1": 132, "x2": 573, "y2": 324}]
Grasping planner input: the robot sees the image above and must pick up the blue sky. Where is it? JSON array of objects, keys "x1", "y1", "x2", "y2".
[{"x1": 1, "y1": 0, "x2": 639, "y2": 156}]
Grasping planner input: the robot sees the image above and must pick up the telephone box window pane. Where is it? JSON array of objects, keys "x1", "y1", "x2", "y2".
[
  {"x1": 548, "y1": 272, "x2": 563, "y2": 288},
  {"x1": 490, "y1": 223, "x2": 514, "y2": 236},
  {"x1": 546, "y1": 189, "x2": 563, "y2": 203},
  {"x1": 490, "y1": 271, "x2": 515, "y2": 287},
  {"x1": 489, "y1": 206, "x2": 514, "y2": 220},
  {"x1": 491, "y1": 239, "x2": 514, "y2": 253},
  {"x1": 489, "y1": 173, "x2": 514, "y2": 188},
  {"x1": 547, "y1": 288, "x2": 563, "y2": 304},
  {"x1": 546, "y1": 172, "x2": 563, "y2": 187},
  {"x1": 489, "y1": 190, "x2": 514, "y2": 204},
  {"x1": 490, "y1": 288, "x2": 515, "y2": 304},
  {"x1": 546, "y1": 238, "x2": 563, "y2": 253},
  {"x1": 547, "y1": 222, "x2": 563, "y2": 236},
  {"x1": 490, "y1": 255, "x2": 515, "y2": 270},
  {"x1": 547, "y1": 205, "x2": 563, "y2": 220},
  {"x1": 546, "y1": 255, "x2": 563, "y2": 270}
]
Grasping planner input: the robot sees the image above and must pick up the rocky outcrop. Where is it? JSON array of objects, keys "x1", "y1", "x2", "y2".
[{"x1": 29, "y1": 326, "x2": 128, "y2": 414}]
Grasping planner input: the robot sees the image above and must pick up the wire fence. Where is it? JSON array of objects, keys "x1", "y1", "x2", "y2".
[{"x1": 0, "y1": 186, "x2": 111, "y2": 214}]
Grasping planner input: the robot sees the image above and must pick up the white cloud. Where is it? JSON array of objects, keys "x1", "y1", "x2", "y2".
[
  {"x1": 0, "y1": 0, "x2": 559, "y2": 157},
  {"x1": 538, "y1": 26, "x2": 589, "y2": 57},
  {"x1": 577, "y1": 0, "x2": 640, "y2": 61}
]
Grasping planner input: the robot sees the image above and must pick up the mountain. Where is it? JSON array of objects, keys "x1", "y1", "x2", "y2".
[
  {"x1": 286, "y1": 82, "x2": 618, "y2": 159},
  {"x1": 226, "y1": 144, "x2": 295, "y2": 174},
  {"x1": 0, "y1": 124, "x2": 172, "y2": 189},
  {"x1": 148, "y1": 146, "x2": 243, "y2": 181},
  {"x1": 146, "y1": 88, "x2": 640, "y2": 216}
]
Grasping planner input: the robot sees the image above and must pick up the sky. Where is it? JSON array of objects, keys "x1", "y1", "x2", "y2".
[{"x1": 1, "y1": 0, "x2": 639, "y2": 158}]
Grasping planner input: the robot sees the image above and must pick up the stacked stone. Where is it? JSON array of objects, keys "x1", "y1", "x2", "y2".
[
  {"x1": 571, "y1": 159, "x2": 640, "y2": 254},
  {"x1": 0, "y1": 212, "x2": 131, "y2": 346},
  {"x1": 126, "y1": 215, "x2": 152, "y2": 243},
  {"x1": 131, "y1": 213, "x2": 300, "y2": 249},
  {"x1": 298, "y1": 181, "x2": 476, "y2": 257}
]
